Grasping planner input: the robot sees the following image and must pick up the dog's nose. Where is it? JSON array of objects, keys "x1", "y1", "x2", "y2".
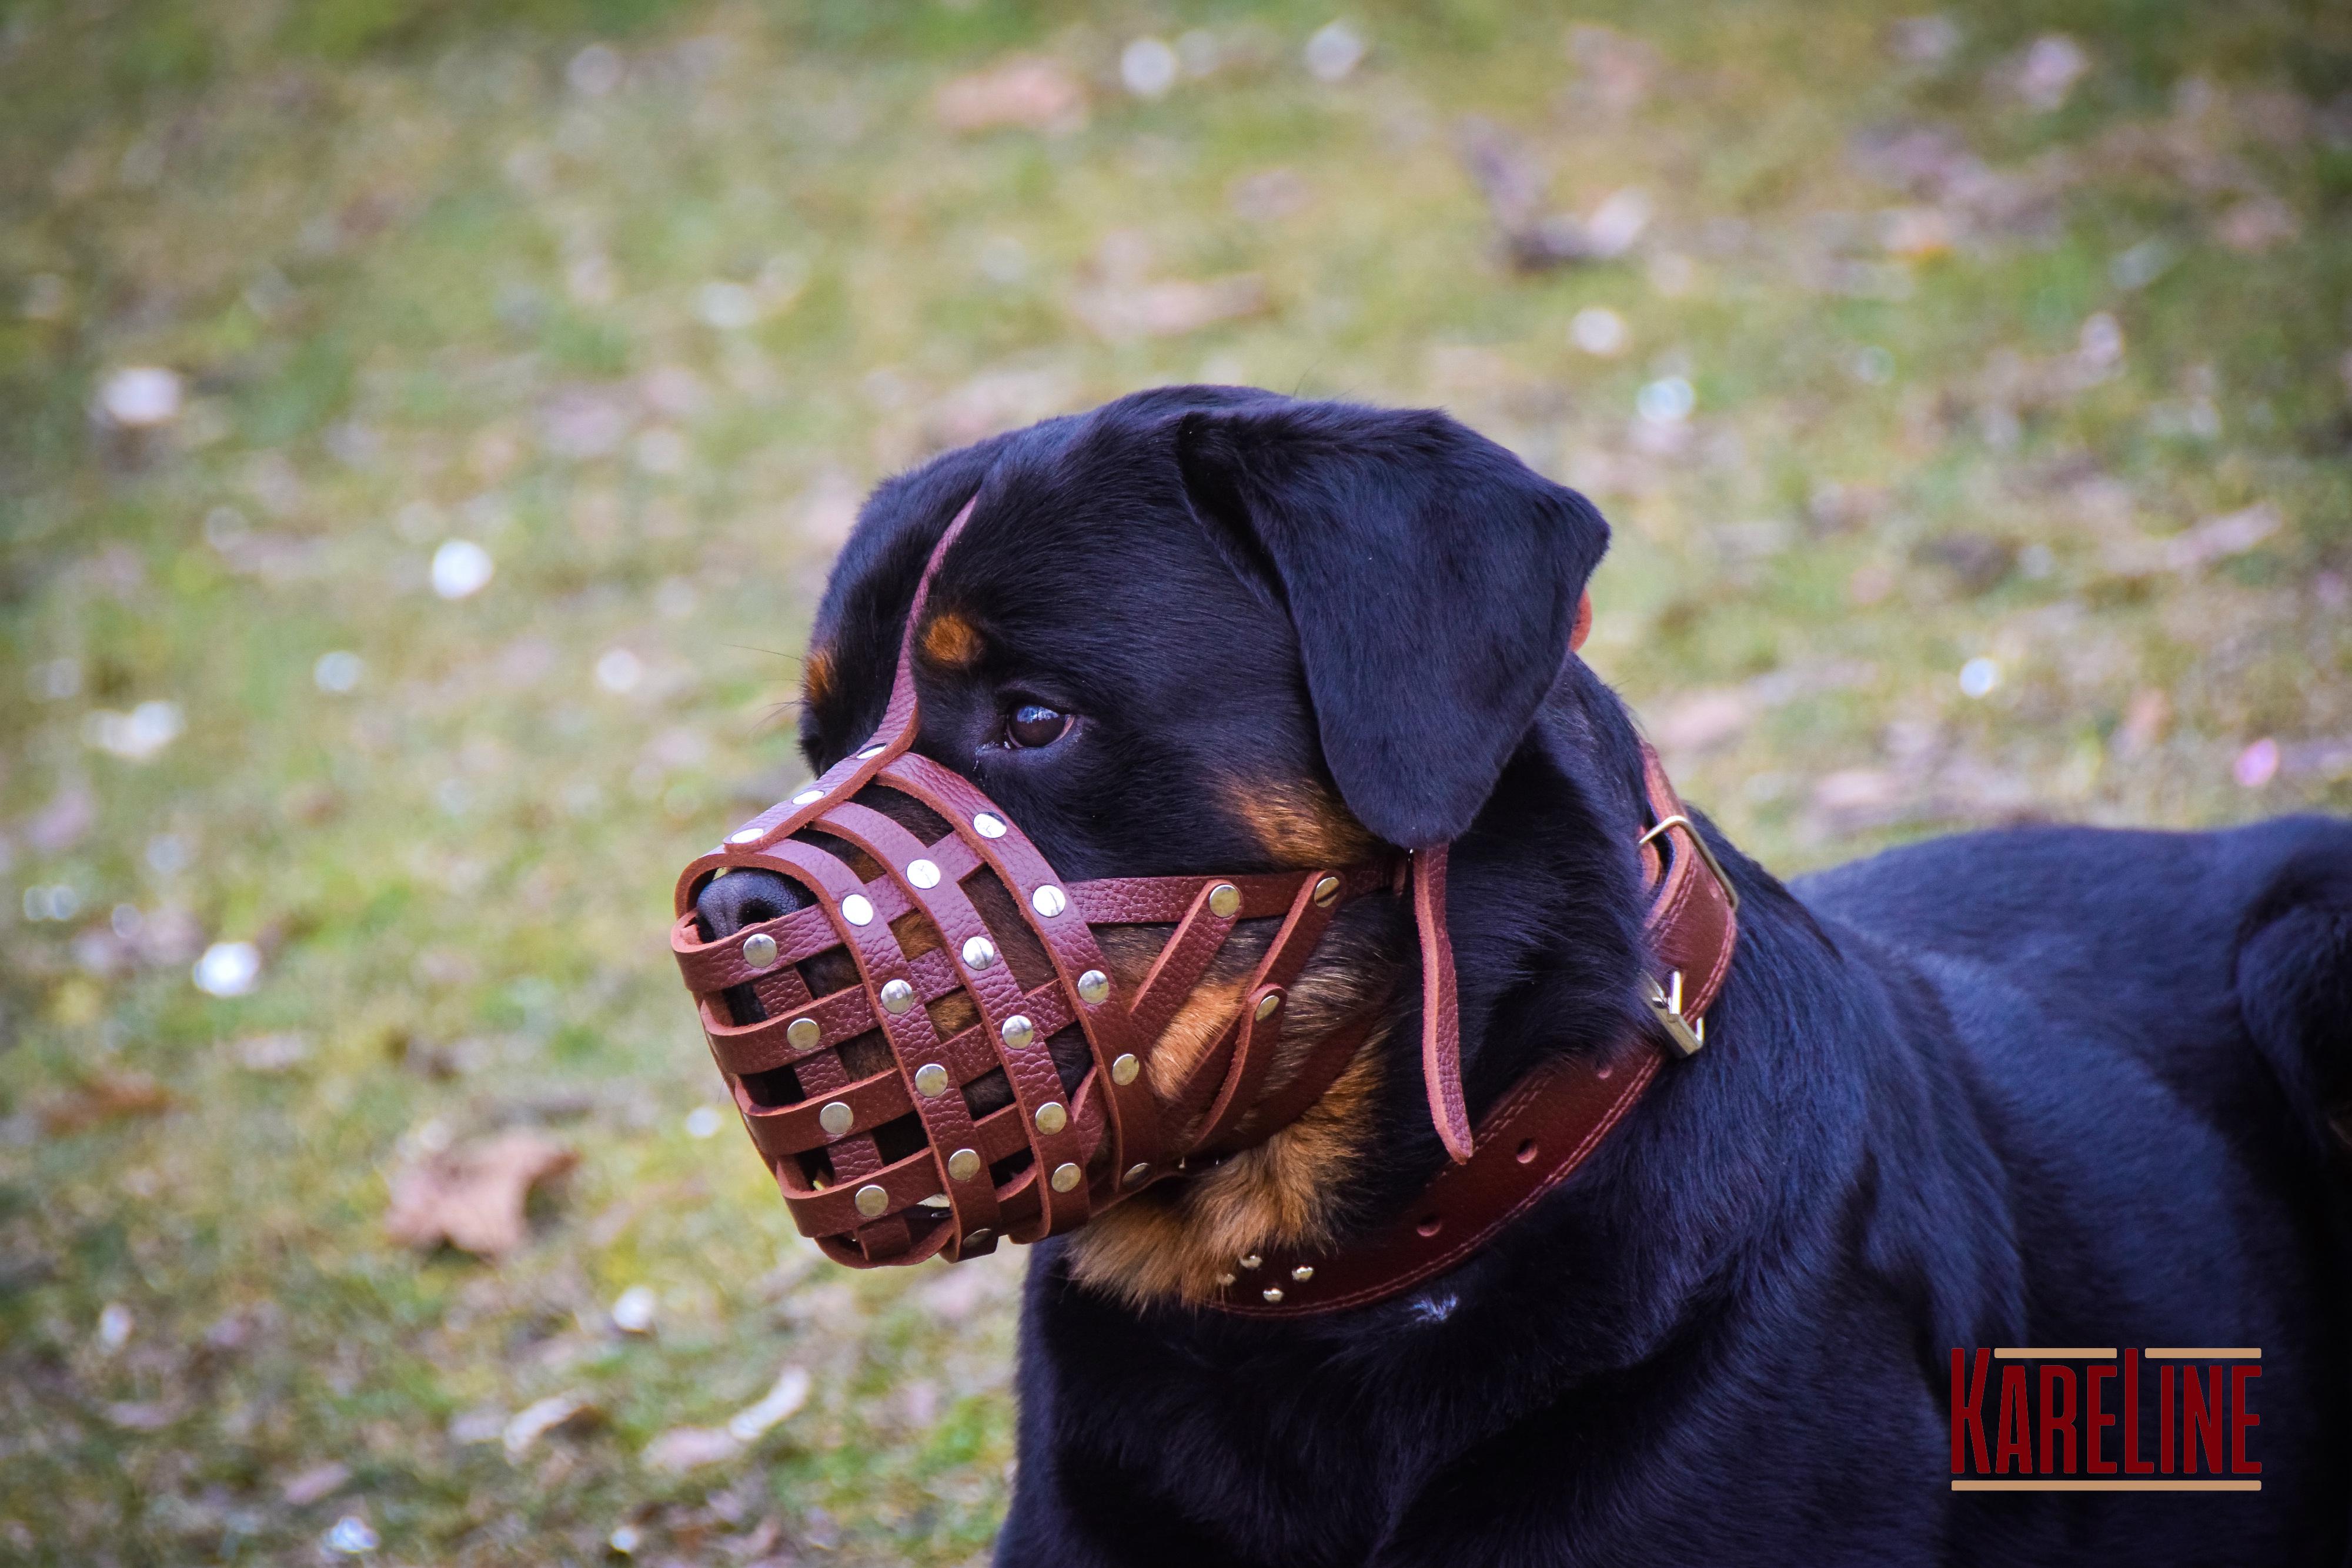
[
  {"x1": 694, "y1": 868, "x2": 812, "y2": 1026},
  {"x1": 694, "y1": 867, "x2": 810, "y2": 942}
]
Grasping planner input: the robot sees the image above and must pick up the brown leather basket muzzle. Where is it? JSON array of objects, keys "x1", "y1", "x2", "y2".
[{"x1": 671, "y1": 499, "x2": 1404, "y2": 1269}]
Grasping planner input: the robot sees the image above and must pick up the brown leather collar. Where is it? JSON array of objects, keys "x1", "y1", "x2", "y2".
[
  {"x1": 1203, "y1": 746, "x2": 1738, "y2": 1316},
  {"x1": 670, "y1": 493, "x2": 1738, "y2": 1309}
]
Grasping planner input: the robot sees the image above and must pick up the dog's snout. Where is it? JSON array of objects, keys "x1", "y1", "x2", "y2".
[
  {"x1": 694, "y1": 867, "x2": 810, "y2": 942},
  {"x1": 696, "y1": 868, "x2": 811, "y2": 1028}
]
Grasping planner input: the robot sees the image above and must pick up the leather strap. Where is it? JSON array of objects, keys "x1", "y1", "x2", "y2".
[{"x1": 1204, "y1": 749, "x2": 1737, "y2": 1315}]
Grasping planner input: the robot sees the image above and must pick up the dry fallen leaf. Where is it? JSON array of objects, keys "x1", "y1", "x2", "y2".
[
  {"x1": 385, "y1": 1129, "x2": 577, "y2": 1256},
  {"x1": 41, "y1": 1072, "x2": 173, "y2": 1135}
]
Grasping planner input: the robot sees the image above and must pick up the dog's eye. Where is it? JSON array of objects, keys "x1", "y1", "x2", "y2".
[{"x1": 1006, "y1": 703, "x2": 1071, "y2": 749}]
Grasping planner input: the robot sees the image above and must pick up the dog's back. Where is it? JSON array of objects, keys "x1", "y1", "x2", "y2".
[{"x1": 1796, "y1": 817, "x2": 2352, "y2": 1559}]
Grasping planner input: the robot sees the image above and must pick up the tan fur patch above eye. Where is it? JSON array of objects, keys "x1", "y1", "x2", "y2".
[
  {"x1": 802, "y1": 645, "x2": 836, "y2": 708},
  {"x1": 1224, "y1": 777, "x2": 1377, "y2": 870},
  {"x1": 920, "y1": 611, "x2": 984, "y2": 669}
]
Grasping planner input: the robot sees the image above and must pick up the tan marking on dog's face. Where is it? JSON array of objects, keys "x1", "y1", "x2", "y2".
[
  {"x1": 920, "y1": 611, "x2": 984, "y2": 669},
  {"x1": 1145, "y1": 978, "x2": 1249, "y2": 1101},
  {"x1": 1224, "y1": 777, "x2": 1377, "y2": 870},
  {"x1": 1065, "y1": 1034, "x2": 1387, "y2": 1306},
  {"x1": 802, "y1": 645, "x2": 836, "y2": 708}
]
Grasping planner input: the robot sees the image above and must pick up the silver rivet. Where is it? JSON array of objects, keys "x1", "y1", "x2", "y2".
[
  {"x1": 963, "y1": 1226, "x2": 992, "y2": 1246},
  {"x1": 961, "y1": 935, "x2": 998, "y2": 970},
  {"x1": 1291, "y1": 1265, "x2": 1315, "y2": 1282},
  {"x1": 1312, "y1": 875, "x2": 1341, "y2": 907},
  {"x1": 840, "y1": 894, "x2": 874, "y2": 927},
  {"x1": 1215, "y1": 1272, "x2": 1237, "y2": 1287},
  {"x1": 857, "y1": 744, "x2": 885, "y2": 759},
  {"x1": 786, "y1": 1017, "x2": 820, "y2": 1051},
  {"x1": 728, "y1": 828, "x2": 764, "y2": 845},
  {"x1": 907, "y1": 858, "x2": 940, "y2": 889},
  {"x1": 913, "y1": 1062, "x2": 948, "y2": 1098},
  {"x1": 880, "y1": 977, "x2": 915, "y2": 1014},
  {"x1": 793, "y1": 787, "x2": 826, "y2": 806},
  {"x1": 1254, "y1": 990, "x2": 1282, "y2": 1021},
  {"x1": 1238, "y1": 1253, "x2": 1261, "y2": 1271},
  {"x1": 1110, "y1": 1053, "x2": 1140, "y2": 1086},
  {"x1": 1123, "y1": 1162, "x2": 1150, "y2": 1188},
  {"x1": 1034, "y1": 1101, "x2": 1067, "y2": 1135},
  {"x1": 817, "y1": 1101, "x2": 854, "y2": 1135},
  {"x1": 1000, "y1": 1014, "x2": 1035, "y2": 1049},
  {"x1": 1208, "y1": 882, "x2": 1240, "y2": 918},
  {"x1": 947, "y1": 1148, "x2": 982, "y2": 1182},
  {"x1": 853, "y1": 1183, "x2": 888, "y2": 1219},
  {"x1": 1031, "y1": 884, "x2": 1067, "y2": 918},
  {"x1": 1261, "y1": 1288, "x2": 1284, "y2": 1304},
  {"x1": 740, "y1": 932, "x2": 779, "y2": 969},
  {"x1": 973, "y1": 812, "x2": 1007, "y2": 839},
  {"x1": 1076, "y1": 968, "x2": 1110, "y2": 1005},
  {"x1": 1050, "y1": 1161, "x2": 1083, "y2": 1192}
]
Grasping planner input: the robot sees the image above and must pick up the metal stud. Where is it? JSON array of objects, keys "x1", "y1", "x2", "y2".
[
  {"x1": 961, "y1": 935, "x2": 997, "y2": 970},
  {"x1": 1254, "y1": 990, "x2": 1282, "y2": 1021},
  {"x1": 1312, "y1": 875, "x2": 1341, "y2": 907},
  {"x1": 1000, "y1": 1014, "x2": 1035, "y2": 1049},
  {"x1": 946, "y1": 1148, "x2": 982, "y2": 1182},
  {"x1": 1215, "y1": 1272, "x2": 1237, "y2": 1287},
  {"x1": 1291, "y1": 1265, "x2": 1315, "y2": 1282},
  {"x1": 740, "y1": 932, "x2": 779, "y2": 969},
  {"x1": 1122, "y1": 1162, "x2": 1151, "y2": 1188},
  {"x1": 1261, "y1": 1288, "x2": 1285, "y2": 1304},
  {"x1": 728, "y1": 827, "x2": 764, "y2": 845},
  {"x1": 793, "y1": 787, "x2": 826, "y2": 806},
  {"x1": 1110, "y1": 1053, "x2": 1140, "y2": 1086},
  {"x1": 818, "y1": 1101, "x2": 854, "y2": 1136},
  {"x1": 841, "y1": 894, "x2": 874, "y2": 927},
  {"x1": 879, "y1": 977, "x2": 915, "y2": 1014},
  {"x1": 1208, "y1": 882, "x2": 1240, "y2": 918},
  {"x1": 907, "y1": 858, "x2": 941, "y2": 889},
  {"x1": 973, "y1": 812, "x2": 1007, "y2": 839},
  {"x1": 1050, "y1": 1161, "x2": 1083, "y2": 1193},
  {"x1": 963, "y1": 1227, "x2": 993, "y2": 1246},
  {"x1": 1034, "y1": 1101, "x2": 1068, "y2": 1135},
  {"x1": 853, "y1": 1183, "x2": 888, "y2": 1219},
  {"x1": 1238, "y1": 1253, "x2": 1261, "y2": 1271},
  {"x1": 786, "y1": 1017, "x2": 821, "y2": 1051},
  {"x1": 1031, "y1": 884, "x2": 1067, "y2": 918},
  {"x1": 857, "y1": 744, "x2": 885, "y2": 760},
  {"x1": 1077, "y1": 968, "x2": 1110, "y2": 1005},
  {"x1": 913, "y1": 1062, "x2": 949, "y2": 1098}
]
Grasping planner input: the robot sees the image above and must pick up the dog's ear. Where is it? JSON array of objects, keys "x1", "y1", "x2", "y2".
[{"x1": 1175, "y1": 399, "x2": 1608, "y2": 848}]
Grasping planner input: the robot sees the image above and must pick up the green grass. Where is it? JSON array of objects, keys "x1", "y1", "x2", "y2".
[{"x1": 3, "y1": 0, "x2": 2349, "y2": 1560}]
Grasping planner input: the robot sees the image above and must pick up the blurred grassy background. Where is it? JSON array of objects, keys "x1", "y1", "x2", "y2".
[{"x1": 2, "y1": 0, "x2": 2348, "y2": 1562}]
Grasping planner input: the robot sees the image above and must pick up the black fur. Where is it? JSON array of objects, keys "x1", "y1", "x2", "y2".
[{"x1": 705, "y1": 389, "x2": 2352, "y2": 1565}]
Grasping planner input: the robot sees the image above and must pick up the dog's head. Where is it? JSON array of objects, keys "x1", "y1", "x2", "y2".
[{"x1": 695, "y1": 386, "x2": 1615, "y2": 1302}]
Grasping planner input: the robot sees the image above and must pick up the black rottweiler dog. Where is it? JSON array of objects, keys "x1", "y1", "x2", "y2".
[{"x1": 704, "y1": 387, "x2": 2352, "y2": 1565}]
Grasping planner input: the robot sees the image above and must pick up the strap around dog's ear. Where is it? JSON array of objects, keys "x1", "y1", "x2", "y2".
[{"x1": 1175, "y1": 400, "x2": 1610, "y2": 848}]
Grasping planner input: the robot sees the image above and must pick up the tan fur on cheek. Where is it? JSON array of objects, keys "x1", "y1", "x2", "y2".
[
  {"x1": 1224, "y1": 777, "x2": 1375, "y2": 870},
  {"x1": 1064, "y1": 1041, "x2": 1385, "y2": 1306},
  {"x1": 1145, "y1": 978, "x2": 1248, "y2": 1101}
]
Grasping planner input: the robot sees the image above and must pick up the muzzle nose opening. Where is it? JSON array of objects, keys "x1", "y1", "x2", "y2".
[{"x1": 693, "y1": 867, "x2": 811, "y2": 1025}]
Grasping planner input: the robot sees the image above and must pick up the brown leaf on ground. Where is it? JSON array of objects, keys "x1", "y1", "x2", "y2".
[
  {"x1": 933, "y1": 57, "x2": 1086, "y2": 135},
  {"x1": 385, "y1": 1129, "x2": 577, "y2": 1256},
  {"x1": 41, "y1": 1072, "x2": 173, "y2": 1135}
]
